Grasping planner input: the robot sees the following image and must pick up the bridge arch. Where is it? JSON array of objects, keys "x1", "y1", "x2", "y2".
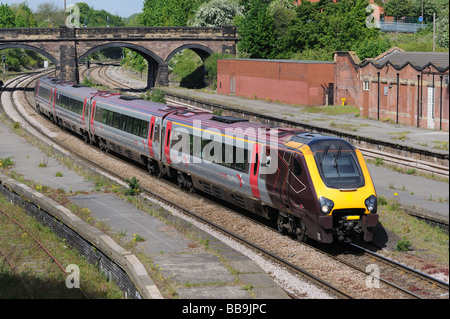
[
  {"x1": 78, "y1": 42, "x2": 166, "y2": 89},
  {"x1": 0, "y1": 43, "x2": 59, "y2": 67},
  {"x1": 165, "y1": 44, "x2": 215, "y2": 63}
]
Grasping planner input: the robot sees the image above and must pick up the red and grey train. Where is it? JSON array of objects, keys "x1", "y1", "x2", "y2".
[{"x1": 34, "y1": 76, "x2": 379, "y2": 243}]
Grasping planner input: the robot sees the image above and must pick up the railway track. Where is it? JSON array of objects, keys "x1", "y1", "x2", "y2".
[
  {"x1": 0, "y1": 206, "x2": 85, "y2": 298},
  {"x1": 5, "y1": 71, "x2": 351, "y2": 299},
  {"x1": 82, "y1": 64, "x2": 449, "y2": 179},
  {"x1": 2, "y1": 71, "x2": 448, "y2": 299},
  {"x1": 87, "y1": 65, "x2": 449, "y2": 299}
]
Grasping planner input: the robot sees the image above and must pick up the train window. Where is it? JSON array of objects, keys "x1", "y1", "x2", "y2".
[
  {"x1": 106, "y1": 110, "x2": 114, "y2": 126},
  {"x1": 253, "y1": 152, "x2": 259, "y2": 175},
  {"x1": 119, "y1": 115, "x2": 128, "y2": 131},
  {"x1": 140, "y1": 121, "x2": 149, "y2": 138},
  {"x1": 39, "y1": 86, "x2": 51, "y2": 101},
  {"x1": 234, "y1": 146, "x2": 248, "y2": 172},
  {"x1": 166, "y1": 129, "x2": 171, "y2": 147},
  {"x1": 154, "y1": 125, "x2": 160, "y2": 143},
  {"x1": 293, "y1": 158, "x2": 302, "y2": 175},
  {"x1": 113, "y1": 113, "x2": 121, "y2": 129},
  {"x1": 95, "y1": 107, "x2": 103, "y2": 122},
  {"x1": 150, "y1": 123, "x2": 154, "y2": 140},
  {"x1": 133, "y1": 120, "x2": 141, "y2": 136},
  {"x1": 126, "y1": 117, "x2": 134, "y2": 133},
  {"x1": 315, "y1": 152, "x2": 364, "y2": 189},
  {"x1": 101, "y1": 109, "x2": 108, "y2": 124}
]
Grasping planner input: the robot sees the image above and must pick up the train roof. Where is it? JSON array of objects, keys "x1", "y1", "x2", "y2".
[
  {"x1": 92, "y1": 92, "x2": 181, "y2": 117},
  {"x1": 38, "y1": 76, "x2": 98, "y2": 97}
]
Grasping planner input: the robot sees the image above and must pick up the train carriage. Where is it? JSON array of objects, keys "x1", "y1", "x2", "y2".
[
  {"x1": 35, "y1": 77, "x2": 98, "y2": 141},
  {"x1": 34, "y1": 76, "x2": 379, "y2": 244}
]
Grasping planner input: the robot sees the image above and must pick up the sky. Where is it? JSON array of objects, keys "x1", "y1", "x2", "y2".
[{"x1": 2, "y1": 0, "x2": 144, "y2": 18}]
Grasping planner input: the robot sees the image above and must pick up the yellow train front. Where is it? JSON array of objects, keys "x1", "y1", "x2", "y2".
[{"x1": 273, "y1": 133, "x2": 378, "y2": 244}]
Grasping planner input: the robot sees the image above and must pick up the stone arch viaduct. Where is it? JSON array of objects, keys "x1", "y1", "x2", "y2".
[{"x1": 0, "y1": 26, "x2": 238, "y2": 87}]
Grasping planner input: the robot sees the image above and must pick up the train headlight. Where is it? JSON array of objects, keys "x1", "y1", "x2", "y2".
[
  {"x1": 319, "y1": 197, "x2": 334, "y2": 215},
  {"x1": 365, "y1": 195, "x2": 377, "y2": 214}
]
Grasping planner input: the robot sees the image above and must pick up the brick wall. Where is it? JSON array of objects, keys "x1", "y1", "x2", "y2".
[{"x1": 217, "y1": 59, "x2": 335, "y2": 106}]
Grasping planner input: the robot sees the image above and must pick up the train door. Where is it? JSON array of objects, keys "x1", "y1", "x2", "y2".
[
  {"x1": 50, "y1": 88, "x2": 57, "y2": 121},
  {"x1": 287, "y1": 153, "x2": 307, "y2": 212},
  {"x1": 250, "y1": 143, "x2": 261, "y2": 199},
  {"x1": 278, "y1": 152, "x2": 307, "y2": 211}
]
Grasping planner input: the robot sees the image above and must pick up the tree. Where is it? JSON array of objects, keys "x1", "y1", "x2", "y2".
[
  {"x1": 75, "y1": 2, "x2": 124, "y2": 27},
  {"x1": 34, "y1": 2, "x2": 65, "y2": 28},
  {"x1": 268, "y1": 0, "x2": 296, "y2": 58},
  {"x1": 235, "y1": 0, "x2": 277, "y2": 59},
  {"x1": 0, "y1": 4, "x2": 17, "y2": 28},
  {"x1": 139, "y1": 0, "x2": 206, "y2": 27},
  {"x1": 190, "y1": 0, "x2": 243, "y2": 27},
  {"x1": 12, "y1": 2, "x2": 37, "y2": 27},
  {"x1": 204, "y1": 52, "x2": 234, "y2": 88},
  {"x1": 436, "y1": 1, "x2": 449, "y2": 48},
  {"x1": 285, "y1": 0, "x2": 379, "y2": 57},
  {"x1": 383, "y1": 0, "x2": 416, "y2": 20}
]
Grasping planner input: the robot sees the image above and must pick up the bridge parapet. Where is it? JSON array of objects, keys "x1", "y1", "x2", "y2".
[{"x1": 0, "y1": 26, "x2": 238, "y2": 85}]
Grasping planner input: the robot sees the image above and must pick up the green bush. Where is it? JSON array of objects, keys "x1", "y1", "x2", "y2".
[
  {"x1": 125, "y1": 176, "x2": 141, "y2": 196},
  {"x1": 149, "y1": 89, "x2": 166, "y2": 103},
  {"x1": 396, "y1": 236, "x2": 412, "y2": 251}
]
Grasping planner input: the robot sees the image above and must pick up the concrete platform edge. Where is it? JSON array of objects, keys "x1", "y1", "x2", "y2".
[{"x1": 0, "y1": 171, "x2": 163, "y2": 299}]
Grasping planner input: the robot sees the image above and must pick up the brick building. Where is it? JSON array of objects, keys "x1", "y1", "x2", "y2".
[
  {"x1": 217, "y1": 59, "x2": 335, "y2": 106},
  {"x1": 217, "y1": 49, "x2": 449, "y2": 131},
  {"x1": 336, "y1": 49, "x2": 449, "y2": 131}
]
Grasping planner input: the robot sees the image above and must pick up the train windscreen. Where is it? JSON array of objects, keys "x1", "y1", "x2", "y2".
[{"x1": 310, "y1": 139, "x2": 365, "y2": 189}]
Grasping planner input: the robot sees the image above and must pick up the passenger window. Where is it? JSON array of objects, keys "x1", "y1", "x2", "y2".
[
  {"x1": 133, "y1": 119, "x2": 141, "y2": 136},
  {"x1": 126, "y1": 117, "x2": 133, "y2": 133},
  {"x1": 140, "y1": 121, "x2": 149, "y2": 138},
  {"x1": 253, "y1": 153, "x2": 259, "y2": 175}
]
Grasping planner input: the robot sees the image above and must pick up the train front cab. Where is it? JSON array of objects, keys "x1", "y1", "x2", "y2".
[{"x1": 301, "y1": 137, "x2": 379, "y2": 243}]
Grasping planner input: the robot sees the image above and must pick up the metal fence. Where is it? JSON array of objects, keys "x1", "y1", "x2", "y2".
[{"x1": 379, "y1": 22, "x2": 428, "y2": 33}]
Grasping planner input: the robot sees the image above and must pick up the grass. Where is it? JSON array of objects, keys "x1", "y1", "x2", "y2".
[
  {"x1": 378, "y1": 195, "x2": 449, "y2": 264},
  {"x1": 301, "y1": 104, "x2": 360, "y2": 115},
  {"x1": 388, "y1": 131, "x2": 411, "y2": 141}
]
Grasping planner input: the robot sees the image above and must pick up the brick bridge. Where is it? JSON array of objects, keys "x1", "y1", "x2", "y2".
[{"x1": 0, "y1": 26, "x2": 238, "y2": 87}]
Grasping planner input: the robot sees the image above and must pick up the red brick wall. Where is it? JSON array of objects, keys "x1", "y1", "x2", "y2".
[
  {"x1": 358, "y1": 61, "x2": 449, "y2": 131},
  {"x1": 217, "y1": 59, "x2": 335, "y2": 106}
]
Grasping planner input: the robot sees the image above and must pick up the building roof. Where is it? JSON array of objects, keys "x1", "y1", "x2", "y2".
[
  {"x1": 376, "y1": 51, "x2": 449, "y2": 69},
  {"x1": 360, "y1": 48, "x2": 449, "y2": 72}
]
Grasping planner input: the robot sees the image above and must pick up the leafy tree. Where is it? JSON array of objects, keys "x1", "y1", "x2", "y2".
[
  {"x1": 76, "y1": 2, "x2": 124, "y2": 27},
  {"x1": 34, "y1": 2, "x2": 65, "y2": 28},
  {"x1": 120, "y1": 49, "x2": 148, "y2": 78},
  {"x1": 235, "y1": 0, "x2": 277, "y2": 59},
  {"x1": 383, "y1": 0, "x2": 416, "y2": 20},
  {"x1": 286, "y1": 0, "x2": 379, "y2": 57},
  {"x1": 352, "y1": 37, "x2": 392, "y2": 60},
  {"x1": 12, "y1": 2, "x2": 37, "y2": 27},
  {"x1": 139, "y1": 0, "x2": 206, "y2": 27},
  {"x1": 204, "y1": 52, "x2": 234, "y2": 88},
  {"x1": 190, "y1": 0, "x2": 243, "y2": 27},
  {"x1": 0, "y1": 3, "x2": 18, "y2": 28},
  {"x1": 435, "y1": 1, "x2": 449, "y2": 48}
]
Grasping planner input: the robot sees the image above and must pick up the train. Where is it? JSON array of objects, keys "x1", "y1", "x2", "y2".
[{"x1": 34, "y1": 76, "x2": 379, "y2": 244}]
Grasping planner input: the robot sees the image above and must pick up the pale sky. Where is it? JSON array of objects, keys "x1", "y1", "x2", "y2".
[{"x1": 1, "y1": 0, "x2": 144, "y2": 18}]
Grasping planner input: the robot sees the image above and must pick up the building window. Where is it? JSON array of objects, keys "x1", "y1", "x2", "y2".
[{"x1": 363, "y1": 81, "x2": 370, "y2": 91}]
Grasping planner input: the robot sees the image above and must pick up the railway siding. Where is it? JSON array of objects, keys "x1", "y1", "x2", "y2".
[
  {"x1": 0, "y1": 171, "x2": 163, "y2": 299},
  {"x1": 160, "y1": 88, "x2": 449, "y2": 171}
]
